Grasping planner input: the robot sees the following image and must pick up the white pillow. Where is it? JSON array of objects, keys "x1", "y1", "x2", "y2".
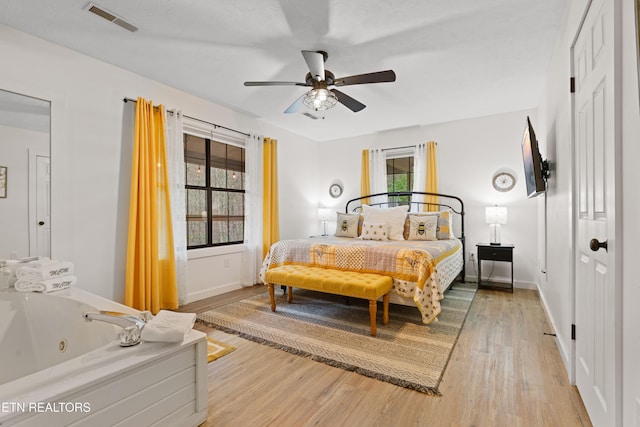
[
  {"x1": 361, "y1": 204, "x2": 409, "y2": 240},
  {"x1": 360, "y1": 222, "x2": 388, "y2": 241},
  {"x1": 335, "y1": 212, "x2": 359, "y2": 238},
  {"x1": 406, "y1": 214, "x2": 438, "y2": 240}
]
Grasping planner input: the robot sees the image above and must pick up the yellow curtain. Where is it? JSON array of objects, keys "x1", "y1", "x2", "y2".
[
  {"x1": 360, "y1": 149, "x2": 371, "y2": 204},
  {"x1": 425, "y1": 141, "x2": 439, "y2": 212},
  {"x1": 262, "y1": 137, "x2": 280, "y2": 258},
  {"x1": 125, "y1": 97, "x2": 178, "y2": 314}
]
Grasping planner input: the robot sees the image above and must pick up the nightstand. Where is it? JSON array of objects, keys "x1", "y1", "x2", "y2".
[{"x1": 476, "y1": 243, "x2": 514, "y2": 292}]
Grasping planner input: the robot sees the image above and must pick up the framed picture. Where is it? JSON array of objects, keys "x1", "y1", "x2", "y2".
[{"x1": 0, "y1": 166, "x2": 6, "y2": 198}]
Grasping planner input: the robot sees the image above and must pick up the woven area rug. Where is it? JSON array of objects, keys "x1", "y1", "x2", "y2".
[
  {"x1": 206, "y1": 337, "x2": 236, "y2": 362},
  {"x1": 197, "y1": 283, "x2": 476, "y2": 395}
]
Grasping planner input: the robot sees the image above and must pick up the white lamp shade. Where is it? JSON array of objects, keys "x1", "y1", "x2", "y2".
[
  {"x1": 318, "y1": 208, "x2": 333, "y2": 221},
  {"x1": 485, "y1": 206, "x2": 508, "y2": 225}
]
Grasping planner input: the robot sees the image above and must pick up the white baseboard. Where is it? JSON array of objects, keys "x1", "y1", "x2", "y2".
[
  {"x1": 185, "y1": 282, "x2": 243, "y2": 305},
  {"x1": 514, "y1": 280, "x2": 538, "y2": 290},
  {"x1": 536, "y1": 283, "x2": 573, "y2": 383},
  {"x1": 464, "y1": 275, "x2": 537, "y2": 290}
]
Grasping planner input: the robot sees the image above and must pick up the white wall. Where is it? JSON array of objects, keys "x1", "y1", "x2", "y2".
[
  {"x1": 0, "y1": 24, "x2": 319, "y2": 303},
  {"x1": 317, "y1": 109, "x2": 541, "y2": 289},
  {"x1": 541, "y1": 0, "x2": 640, "y2": 425},
  {"x1": 0, "y1": 124, "x2": 48, "y2": 258},
  {"x1": 536, "y1": 0, "x2": 587, "y2": 378}
]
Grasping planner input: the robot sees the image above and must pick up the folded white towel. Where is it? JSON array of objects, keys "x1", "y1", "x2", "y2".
[
  {"x1": 16, "y1": 261, "x2": 74, "y2": 281},
  {"x1": 141, "y1": 310, "x2": 196, "y2": 343},
  {"x1": 14, "y1": 275, "x2": 78, "y2": 293},
  {"x1": 21, "y1": 258, "x2": 52, "y2": 268}
]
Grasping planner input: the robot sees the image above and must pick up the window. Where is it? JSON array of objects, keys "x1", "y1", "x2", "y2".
[
  {"x1": 386, "y1": 155, "x2": 413, "y2": 206},
  {"x1": 184, "y1": 134, "x2": 245, "y2": 248}
]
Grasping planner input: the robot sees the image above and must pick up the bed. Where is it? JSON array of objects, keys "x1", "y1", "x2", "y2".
[{"x1": 260, "y1": 191, "x2": 465, "y2": 324}]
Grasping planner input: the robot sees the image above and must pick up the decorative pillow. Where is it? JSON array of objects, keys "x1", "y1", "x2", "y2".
[
  {"x1": 437, "y1": 210, "x2": 454, "y2": 239},
  {"x1": 403, "y1": 212, "x2": 437, "y2": 239},
  {"x1": 361, "y1": 204, "x2": 409, "y2": 240},
  {"x1": 335, "y1": 212, "x2": 359, "y2": 238},
  {"x1": 360, "y1": 222, "x2": 388, "y2": 241},
  {"x1": 406, "y1": 214, "x2": 438, "y2": 240},
  {"x1": 402, "y1": 210, "x2": 455, "y2": 240}
]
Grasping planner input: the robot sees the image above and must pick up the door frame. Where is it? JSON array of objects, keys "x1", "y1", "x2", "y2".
[{"x1": 569, "y1": 0, "x2": 623, "y2": 424}]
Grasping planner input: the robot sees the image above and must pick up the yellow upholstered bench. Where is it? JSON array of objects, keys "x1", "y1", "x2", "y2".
[{"x1": 264, "y1": 265, "x2": 393, "y2": 336}]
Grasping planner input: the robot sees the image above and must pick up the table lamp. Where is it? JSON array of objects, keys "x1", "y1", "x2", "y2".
[
  {"x1": 485, "y1": 206, "x2": 507, "y2": 245},
  {"x1": 318, "y1": 208, "x2": 333, "y2": 236}
]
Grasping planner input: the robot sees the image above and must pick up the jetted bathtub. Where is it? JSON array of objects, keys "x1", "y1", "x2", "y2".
[{"x1": 0, "y1": 288, "x2": 208, "y2": 426}]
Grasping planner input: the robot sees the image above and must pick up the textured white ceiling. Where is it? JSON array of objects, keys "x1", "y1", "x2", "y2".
[{"x1": 0, "y1": 0, "x2": 566, "y2": 141}]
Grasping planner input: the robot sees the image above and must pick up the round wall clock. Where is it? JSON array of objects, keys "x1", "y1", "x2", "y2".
[
  {"x1": 329, "y1": 183, "x2": 343, "y2": 198},
  {"x1": 492, "y1": 170, "x2": 516, "y2": 192}
]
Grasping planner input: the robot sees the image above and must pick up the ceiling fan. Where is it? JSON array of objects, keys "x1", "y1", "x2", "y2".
[{"x1": 244, "y1": 50, "x2": 396, "y2": 116}]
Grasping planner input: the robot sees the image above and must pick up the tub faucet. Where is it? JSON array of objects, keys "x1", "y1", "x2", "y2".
[{"x1": 83, "y1": 311, "x2": 149, "y2": 347}]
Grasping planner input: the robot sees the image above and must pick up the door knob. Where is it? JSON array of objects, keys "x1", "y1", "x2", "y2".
[
  {"x1": 38, "y1": 221, "x2": 45, "y2": 226},
  {"x1": 589, "y1": 238, "x2": 608, "y2": 252}
]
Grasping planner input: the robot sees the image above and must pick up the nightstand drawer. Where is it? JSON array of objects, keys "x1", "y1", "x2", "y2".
[{"x1": 477, "y1": 246, "x2": 512, "y2": 262}]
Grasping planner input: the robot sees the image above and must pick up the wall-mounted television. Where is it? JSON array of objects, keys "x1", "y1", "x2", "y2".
[{"x1": 521, "y1": 116, "x2": 549, "y2": 198}]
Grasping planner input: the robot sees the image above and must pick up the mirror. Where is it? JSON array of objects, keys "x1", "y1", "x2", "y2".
[
  {"x1": 0, "y1": 89, "x2": 51, "y2": 259},
  {"x1": 637, "y1": 0, "x2": 640, "y2": 111}
]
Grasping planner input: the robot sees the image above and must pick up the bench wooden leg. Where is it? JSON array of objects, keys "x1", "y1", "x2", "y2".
[
  {"x1": 369, "y1": 300, "x2": 377, "y2": 336},
  {"x1": 287, "y1": 286, "x2": 293, "y2": 303},
  {"x1": 267, "y1": 284, "x2": 276, "y2": 312},
  {"x1": 382, "y1": 292, "x2": 390, "y2": 325}
]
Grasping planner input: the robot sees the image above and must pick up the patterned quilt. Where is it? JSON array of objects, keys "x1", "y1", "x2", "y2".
[{"x1": 260, "y1": 237, "x2": 462, "y2": 324}]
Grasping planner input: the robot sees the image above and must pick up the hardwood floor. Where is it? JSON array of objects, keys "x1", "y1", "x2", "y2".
[{"x1": 182, "y1": 285, "x2": 592, "y2": 427}]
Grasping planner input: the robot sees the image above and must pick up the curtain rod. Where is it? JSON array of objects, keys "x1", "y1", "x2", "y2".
[
  {"x1": 123, "y1": 97, "x2": 250, "y2": 137},
  {"x1": 381, "y1": 145, "x2": 415, "y2": 151},
  {"x1": 182, "y1": 114, "x2": 250, "y2": 137},
  {"x1": 380, "y1": 142, "x2": 437, "y2": 151}
]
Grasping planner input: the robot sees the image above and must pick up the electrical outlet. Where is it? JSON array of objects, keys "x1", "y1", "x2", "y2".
[
  {"x1": 469, "y1": 253, "x2": 475, "y2": 262},
  {"x1": 223, "y1": 258, "x2": 230, "y2": 268}
]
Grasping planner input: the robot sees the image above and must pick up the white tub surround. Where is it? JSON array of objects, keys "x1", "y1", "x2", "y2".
[{"x1": 0, "y1": 288, "x2": 207, "y2": 427}]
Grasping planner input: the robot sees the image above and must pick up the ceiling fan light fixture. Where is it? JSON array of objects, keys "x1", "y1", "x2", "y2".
[{"x1": 303, "y1": 89, "x2": 338, "y2": 111}]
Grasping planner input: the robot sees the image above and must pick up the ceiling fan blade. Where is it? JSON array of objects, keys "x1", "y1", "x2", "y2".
[
  {"x1": 333, "y1": 70, "x2": 396, "y2": 87},
  {"x1": 283, "y1": 95, "x2": 306, "y2": 114},
  {"x1": 331, "y1": 89, "x2": 366, "y2": 112},
  {"x1": 244, "y1": 81, "x2": 308, "y2": 87},
  {"x1": 301, "y1": 50, "x2": 326, "y2": 81},
  {"x1": 284, "y1": 95, "x2": 321, "y2": 119}
]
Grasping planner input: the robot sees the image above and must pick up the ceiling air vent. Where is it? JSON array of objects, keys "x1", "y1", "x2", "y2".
[
  {"x1": 302, "y1": 112, "x2": 319, "y2": 120},
  {"x1": 86, "y1": 3, "x2": 138, "y2": 32}
]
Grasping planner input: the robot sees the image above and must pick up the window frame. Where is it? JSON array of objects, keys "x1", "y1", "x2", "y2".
[
  {"x1": 184, "y1": 131, "x2": 246, "y2": 250},
  {"x1": 385, "y1": 149, "x2": 414, "y2": 207}
]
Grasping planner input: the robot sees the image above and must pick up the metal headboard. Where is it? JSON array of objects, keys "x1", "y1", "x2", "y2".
[{"x1": 345, "y1": 191, "x2": 466, "y2": 283}]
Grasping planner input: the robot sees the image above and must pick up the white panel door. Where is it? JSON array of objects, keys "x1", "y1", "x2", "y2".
[
  {"x1": 573, "y1": 0, "x2": 619, "y2": 425},
  {"x1": 28, "y1": 152, "x2": 50, "y2": 258},
  {"x1": 35, "y1": 155, "x2": 50, "y2": 257}
]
